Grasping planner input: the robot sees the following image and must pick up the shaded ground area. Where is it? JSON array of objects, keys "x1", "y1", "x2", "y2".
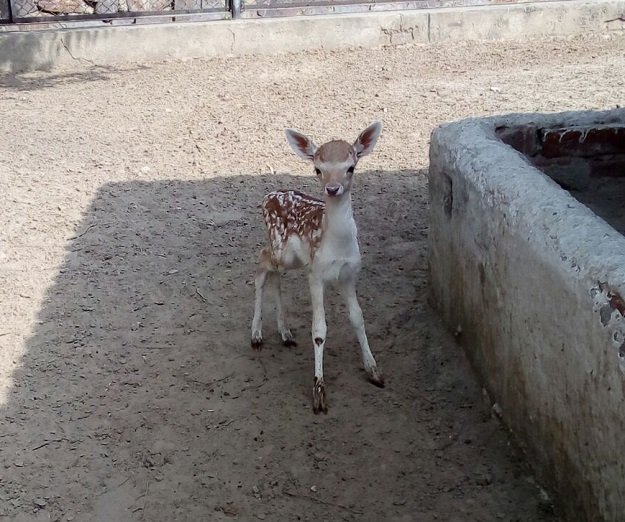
[
  {"x1": 569, "y1": 177, "x2": 625, "y2": 235},
  {"x1": 1, "y1": 31, "x2": 624, "y2": 521}
]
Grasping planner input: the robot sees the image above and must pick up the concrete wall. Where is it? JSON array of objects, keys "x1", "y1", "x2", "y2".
[
  {"x1": 429, "y1": 109, "x2": 625, "y2": 521},
  {"x1": 1, "y1": 0, "x2": 625, "y2": 73}
]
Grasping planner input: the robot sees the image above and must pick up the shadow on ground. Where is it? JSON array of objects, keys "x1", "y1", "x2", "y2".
[
  {"x1": 0, "y1": 63, "x2": 150, "y2": 91},
  {"x1": 0, "y1": 170, "x2": 557, "y2": 521}
]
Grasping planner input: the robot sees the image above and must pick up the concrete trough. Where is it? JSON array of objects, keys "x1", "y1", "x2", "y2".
[{"x1": 428, "y1": 108, "x2": 625, "y2": 521}]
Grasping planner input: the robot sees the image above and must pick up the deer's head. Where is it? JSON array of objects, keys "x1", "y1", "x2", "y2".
[{"x1": 285, "y1": 122, "x2": 382, "y2": 199}]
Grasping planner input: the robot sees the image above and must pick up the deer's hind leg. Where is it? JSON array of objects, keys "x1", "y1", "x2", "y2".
[
  {"x1": 271, "y1": 271, "x2": 296, "y2": 346},
  {"x1": 339, "y1": 276, "x2": 384, "y2": 387},
  {"x1": 251, "y1": 248, "x2": 274, "y2": 350}
]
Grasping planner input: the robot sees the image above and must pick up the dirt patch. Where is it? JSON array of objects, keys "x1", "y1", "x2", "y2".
[{"x1": 1, "y1": 31, "x2": 624, "y2": 521}]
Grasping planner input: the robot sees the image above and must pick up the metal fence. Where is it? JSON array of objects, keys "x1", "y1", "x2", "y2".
[
  {"x1": 1, "y1": 0, "x2": 10, "y2": 21},
  {"x1": 0, "y1": 0, "x2": 229, "y2": 23},
  {"x1": 0, "y1": 0, "x2": 567, "y2": 25}
]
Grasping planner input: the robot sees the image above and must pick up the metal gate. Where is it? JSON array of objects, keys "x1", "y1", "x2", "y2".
[{"x1": 0, "y1": 0, "x2": 565, "y2": 26}]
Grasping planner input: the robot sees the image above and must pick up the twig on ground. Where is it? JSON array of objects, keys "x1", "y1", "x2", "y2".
[
  {"x1": 68, "y1": 223, "x2": 97, "y2": 240},
  {"x1": 190, "y1": 372, "x2": 234, "y2": 388},
  {"x1": 32, "y1": 438, "x2": 65, "y2": 451},
  {"x1": 242, "y1": 357, "x2": 269, "y2": 392},
  {"x1": 141, "y1": 480, "x2": 150, "y2": 520},
  {"x1": 282, "y1": 489, "x2": 363, "y2": 515},
  {"x1": 195, "y1": 288, "x2": 208, "y2": 302},
  {"x1": 242, "y1": 380, "x2": 268, "y2": 392},
  {"x1": 208, "y1": 372, "x2": 234, "y2": 387}
]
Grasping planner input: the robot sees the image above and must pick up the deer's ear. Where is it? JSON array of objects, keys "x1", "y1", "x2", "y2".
[
  {"x1": 285, "y1": 129, "x2": 317, "y2": 161},
  {"x1": 353, "y1": 121, "x2": 382, "y2": 158}
]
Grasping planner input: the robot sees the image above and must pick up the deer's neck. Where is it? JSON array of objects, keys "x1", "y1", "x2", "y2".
[{"x1": 323, "y1": 194, "x2": 356, "y2": 241}]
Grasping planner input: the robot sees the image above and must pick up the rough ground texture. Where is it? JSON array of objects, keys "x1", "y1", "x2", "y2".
[{"x1": 1, "y1": 31, "x2": 624, "y2": 522}]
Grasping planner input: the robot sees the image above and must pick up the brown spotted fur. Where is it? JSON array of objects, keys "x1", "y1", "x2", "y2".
[{"x1": 261, "y1": 190, "x2": 325, "y2": 268}]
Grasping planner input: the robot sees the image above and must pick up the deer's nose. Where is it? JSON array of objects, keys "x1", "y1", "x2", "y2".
[{"x1": 325, "y1": 183, "x2": 342, "y2": 196}]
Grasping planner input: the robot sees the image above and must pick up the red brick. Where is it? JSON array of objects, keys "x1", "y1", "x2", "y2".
[
  {"x1": 540, "y1": 125, "x2": 625, "y2": 158},
  {"x1": 496, "y1": 125, "x2": 539, "y2": 157}
]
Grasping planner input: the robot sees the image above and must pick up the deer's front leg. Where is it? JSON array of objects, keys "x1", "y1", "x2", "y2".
[
  {"x1": 309, "y1": 274, "x2": 328, "y2": 414},
  {"x1": 340, "y1": 279, "x2": 385, "y2": 388}
]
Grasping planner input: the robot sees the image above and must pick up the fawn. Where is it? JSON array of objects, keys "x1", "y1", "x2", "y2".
[{"x1": 251, "y1": 122, "x2": 385, "y2": 413}]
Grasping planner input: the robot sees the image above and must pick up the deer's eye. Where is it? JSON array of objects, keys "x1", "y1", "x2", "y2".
[
  {"x1": 314, "y1": 168, "x2": 322, "y2": 176},
  {"x1": 347, "y1": 166, "x2": 355, "y2": 176}
]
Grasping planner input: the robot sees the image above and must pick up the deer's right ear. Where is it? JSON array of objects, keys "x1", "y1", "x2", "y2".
[{"x1": 285, "y1": 129, "x2": 317, "y2": 161}]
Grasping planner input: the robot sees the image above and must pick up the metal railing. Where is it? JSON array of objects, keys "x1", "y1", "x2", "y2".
[
  {"x1": 0, "y1": 0, "x2": 567, "y2": 26},
  {"x1": 0, "y1": 0, "x2": 231, "y2": 23}
]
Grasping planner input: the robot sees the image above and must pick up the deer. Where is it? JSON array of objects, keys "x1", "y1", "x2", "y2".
[{"x1": 250, "y1": 122, "x2": 385, "y2": 414}]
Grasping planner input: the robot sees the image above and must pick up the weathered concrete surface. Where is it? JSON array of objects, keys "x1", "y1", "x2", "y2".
[
  {"x1": 429, "y1": 108, "x2": 625, "y2": 522},
  {"x1": 429, "y1": 0, "x2": 625, "y2": 42},
  {"x1": 1, "y1": 0, "x2": 625, "y2": 73},
  {"x1": 0, "y1": 11, "x2": 426, "y2": 73}
]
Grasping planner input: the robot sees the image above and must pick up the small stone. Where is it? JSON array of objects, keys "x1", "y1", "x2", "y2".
[
  {"x1": 310, "y1": 485, "x2": 317, "y2": 493},
  {"x1": 538, "y1": 487, "x2": 554, "y2": 514},
  {"x1": 33, "y1": 498, "x2": 47, "y2": 508},
  {"x1": 252, "y1": 486, "x2": 260, "y2": 494},
  {"x1": 476, "y1": 473, "x2": 493, "y2": 486},
  {"x1": 222, "y1": 503, "x2": 239, "y2": 516}
]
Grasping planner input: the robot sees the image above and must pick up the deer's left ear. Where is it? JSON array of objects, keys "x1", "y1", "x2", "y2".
[{"x1": 353, "y1": 121, "x2": 382, "y2": 158}]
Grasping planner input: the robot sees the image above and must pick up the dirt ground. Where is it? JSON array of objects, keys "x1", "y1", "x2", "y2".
[{"x1": 1, "y1": 30, "x2": 624, "y2": 522}]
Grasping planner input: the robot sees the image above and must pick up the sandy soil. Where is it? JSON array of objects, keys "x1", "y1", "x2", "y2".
[{"x1": 1, "y1": 31, "x2": 624, "y2": 522}]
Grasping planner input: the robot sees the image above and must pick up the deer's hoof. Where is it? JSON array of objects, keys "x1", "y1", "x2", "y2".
[
  {"x1": 312, "y1": 377, "x2": 328, "y2": 414},
  {"x1": 281, "y1": 330, "x2": 297, "y2": 347},
  {"x1": 251, "y1": 332, "x2": 263, "y2": 351},
  {"x1": 367, "y1": 367, "x2": 385, "y2": 388}
]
